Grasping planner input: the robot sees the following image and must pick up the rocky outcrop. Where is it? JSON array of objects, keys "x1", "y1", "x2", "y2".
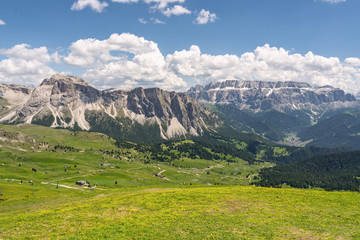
[{"x1": 188, "y1": 80, "x2": 357, "y2": 112}]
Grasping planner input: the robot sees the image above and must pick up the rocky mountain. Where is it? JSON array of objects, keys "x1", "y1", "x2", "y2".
[
  {"x1": 0, "y1": 74, "x2": 222, "y2": 141},
  {"x1": 188, "y1": 80, "x2": 360, "y2": 148},
  {"x1": 188, "y1": 80, "x2": 357, "y2": 112}
]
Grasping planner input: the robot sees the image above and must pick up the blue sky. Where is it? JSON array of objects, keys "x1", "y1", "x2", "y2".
[{"x1": 1, "y1": 0, "x2": 360, "y2": 93}]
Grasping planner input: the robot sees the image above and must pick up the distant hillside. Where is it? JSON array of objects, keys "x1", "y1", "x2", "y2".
[
  {"x1": 211, "y1": 104, "x2": 311, "y2": 141},
  {"x1": 298, "y1": 111, "x2": 360, "y2": 149}
]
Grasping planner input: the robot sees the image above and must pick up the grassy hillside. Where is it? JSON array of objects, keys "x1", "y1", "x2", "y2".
[
  {"x1": 0, "y1": 124, "x2": 274, "y2": 189},
  {"x1": 1, "y1": 124, "x2": 359, "y2": 239},
  {"x1": 0, "y1": 185, "x2": 359, "y2": 239}
]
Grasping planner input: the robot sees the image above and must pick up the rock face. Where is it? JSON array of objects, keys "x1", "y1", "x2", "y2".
[
  {"x1": 0, "y1": 83, "x2": 32, "y2": 112},
  {"x1": 188, "y1": 80, "x2": 357, "y2": 112},
  {"x1": 0, "y1": 74, "x2": 221, "y2": 141}
]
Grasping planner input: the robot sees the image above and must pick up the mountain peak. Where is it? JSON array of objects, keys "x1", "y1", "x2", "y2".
[{"x1": 41, "y1": 74, "x2": 89, "y2": 86}]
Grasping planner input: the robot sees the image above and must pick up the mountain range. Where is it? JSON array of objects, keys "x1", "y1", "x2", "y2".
[
  {"x1": 188, "y1": 80, "x2": 360, "y2": 148},
  {"x1": 1, "y1": 75, "x2": 360, "y2": 149},
  {"x1": 0, "y1": 74, "x2": 221, "y2": 142},
  {"x1": 187, "y1": 80, "x2": 357, "y2": 113}
]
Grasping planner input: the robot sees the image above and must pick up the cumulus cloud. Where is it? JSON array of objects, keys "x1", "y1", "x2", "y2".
[
  {"x1": 162, "y1": 5, "x2": 191, "y2": 17},
  {"x1": 344, "y1": 58, "x2": 360, "y2": 67},
  {"x1": 318, "y1": 0, "x2": 346, "y2": 3},
  {"x1": 195, "y1": 9, "x2": 217, "y2": 24},
  {"x1": 71, "y1": 0, "x2": 109, "y2": 13},
  {"x1": 0, "y1": 44, "x2": 57, "y2": 86},
  {"x1": 0, "y1": 20, "x2": 5, "y2": 25},
  {"x1": 64, "y1": 34, "x2": 360, "y2": 93},
  {"x1": 64, "y1": 33, "x2": 186, "y2": 90},
  {"x1": 2, "y1": 33, "x2": 359, "y2": 95},
  {"x1": 166, "y1": 44, "x2": 360, "y2": 94}
]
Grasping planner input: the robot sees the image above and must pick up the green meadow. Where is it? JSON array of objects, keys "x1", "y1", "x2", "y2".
[
  {"x1": 0, "y1": 185, "x2": 359, "y2": 239},
  {"x1": 0, "y1": 124, "x2": 359, "y2": 239}
]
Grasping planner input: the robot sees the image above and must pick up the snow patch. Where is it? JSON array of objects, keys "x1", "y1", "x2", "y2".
[{"x1": 266, "y1": 89, "x2": 273, "y2": 97}]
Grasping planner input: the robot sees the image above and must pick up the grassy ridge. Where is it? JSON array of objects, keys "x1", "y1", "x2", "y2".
[{"x1": 0, "y1": 185, "x2": 359, "y2": 239}]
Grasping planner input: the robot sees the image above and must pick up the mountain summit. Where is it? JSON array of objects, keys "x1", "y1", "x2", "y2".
[{"x1": 0, "y1": 74, "x2": 221, "y2": 141}]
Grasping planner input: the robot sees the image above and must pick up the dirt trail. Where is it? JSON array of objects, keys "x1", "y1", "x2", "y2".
[
  {"x1": 41, "y1": 182, "x2": 106, "y2": 191},
  {"x1": 41, "y1": 182, "x2": 84, "y2": 190},
  {"x1": 157, "y1": 170, "x2": 170, "y2": 181}
]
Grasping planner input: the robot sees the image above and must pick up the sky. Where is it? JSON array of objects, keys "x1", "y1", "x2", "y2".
[{"x1": 1, "y1": 0, "x2": 360, "y2": 93}]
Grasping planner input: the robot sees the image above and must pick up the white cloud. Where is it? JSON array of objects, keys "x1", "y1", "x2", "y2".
[
  {"x1": 3, "y1": 34, "x2": 359, "y2": 95},
  {"x1": 144, "y1": 0, "x2": 185, "y2": 9},
  {"x1": 195, "y1": 9, "x2": 217, "y2": 24},
  {"x1": 344, "y1": 58, "x2": 360, "y2": 67},
  {"x1": 139, "y1": 17, "x2": 165, "y2": 24},
  {"x1": 0, "y1": 20, "x2": 5, "y2": 25},
  {"x1": 114, "y1": 0, "x2": 190, "y2": 17},
  {"x1": 71, "y1": 0, "x2": 109, "y2": 13},
  {"x1": 112, "y1": 0, "x2": 139, "y2": 3},
  {"x1": 151, "y1": 18, "x2": 165, "y2": 24},
  {"x1": 64, "y1": 34, "x2": 360, "y2": 94},
  {"x1": 64, "y1": 33, "x2": 186, "y2": 90},
  {"x1": 110, "y1": 0, "x2": 215, "y2": 21},
  {"x1": 319, "y1": 0, "x2": 346, "y2": 3},
  {"x1": 0, "y1": 44, "x2": 57, "y2": 86},
  {"x1": 162, "y1": 5, "x2": 191, "y2": 17},
  {"x1": 138, "y1": 18, "x2": 147, "y2": 24},
  {"x1": 166, "y1": 44, "x2": 360, "y2": 94}
]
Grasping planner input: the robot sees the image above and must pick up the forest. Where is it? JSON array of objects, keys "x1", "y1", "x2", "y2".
[{"x1": 257, "y1": 151, "x2": 360, "y2": 191}]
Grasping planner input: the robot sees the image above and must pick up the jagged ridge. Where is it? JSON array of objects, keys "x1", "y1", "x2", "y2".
[
  {"x1": 0, "y1": 74, "x2": 221, "y2": 141},
  {"x1": 188, "y1": 80, "x2": 357, "y2": 112}
]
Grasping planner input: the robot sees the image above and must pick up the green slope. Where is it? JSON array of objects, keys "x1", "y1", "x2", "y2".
[
  {"x1": 0, "y1": 124, "x2": 275, "y2": 189},
  {"x1": 0, "y1": 123, "x2": 359, "y2": 239}
]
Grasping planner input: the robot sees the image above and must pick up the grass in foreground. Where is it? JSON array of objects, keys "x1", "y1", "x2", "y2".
[{"x1": 0, "y1": 185, "x2": 359, "y2": 239}]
